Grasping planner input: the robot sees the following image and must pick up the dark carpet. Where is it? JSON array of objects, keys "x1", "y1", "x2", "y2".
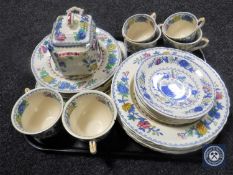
[{"x1": 0, "y1": 0, "x2": 233, "y2": 174}]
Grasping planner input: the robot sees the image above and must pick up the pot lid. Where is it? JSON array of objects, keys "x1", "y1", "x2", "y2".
[{"x1": 51, "y1": 7, "x2": 93, "y2": 47}]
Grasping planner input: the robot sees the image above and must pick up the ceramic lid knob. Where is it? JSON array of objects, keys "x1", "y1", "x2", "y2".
[{"x1": 66, "y1": 6, "x2": 84, "y2": 28}]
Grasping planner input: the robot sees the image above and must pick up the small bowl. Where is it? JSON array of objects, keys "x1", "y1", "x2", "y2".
[
  {"x1": 122, "y1": 13, "x2": 157, "y2": 43},
  {"x1": 162, "y1": 12, "x2": 205, "y2": 43},
  {"x1": 124, "y1": 25, "x2": 161, "y2": 53},
  {"x1": 161, "y1": 25, "x2": 209, "y2": 51},
  {"x1": 62, "y1": 90, "x2": 117, "y2": 154},
  {"x1": 11, "y1": 88, "x2": 64, "y2": 138}
]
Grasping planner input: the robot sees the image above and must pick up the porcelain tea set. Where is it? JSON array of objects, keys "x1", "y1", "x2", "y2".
[
  {"x1": 123, "y1": 11, "x2": 209, "y2": 53},
  {"x1": 11, "y1": 6, "x2": 230, "y2": 155}
]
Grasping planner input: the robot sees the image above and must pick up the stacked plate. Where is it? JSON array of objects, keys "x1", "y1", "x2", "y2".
[
  {"x1": 31, "y1": 28, "x2": 122, "y2": 99},
  {"x1": 111, "y1": 47, "x2": 230, "y2": 154},
  {"x1": 134, "y1": 53, "x2": 215, "y2": 125}
]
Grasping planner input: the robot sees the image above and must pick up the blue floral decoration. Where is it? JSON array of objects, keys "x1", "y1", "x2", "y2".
[
  {"x1": 179, "y1": 60, "x2": 189, "y2": 68},
  {"x1": 109, "y1": 56, "x2": 117, "y2": 65},
  {"x1": 117, "y1": 82, "x2": 129, "y2": 96},
  {"x1": 76, "y1": 29, "x2": 86, "y2": 40},
  {"x1": 18, "y1": 100, "x2": 27, "y2": 115},
  {"x1": 194, "y1": 106, "x2": 203, "y2": 112},
  {"x1": 182, "y1": 15, "x2": 193, "y2": 22},
  {"x1": 192, "y1": 90, "x2": 198, "y2": 95},
  {"x1": 59, "y1": 82, "x2": 71, "y2": 89}
]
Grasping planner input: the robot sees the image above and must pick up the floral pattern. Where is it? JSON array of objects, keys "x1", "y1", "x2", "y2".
[
  {"x1": 31, "y1": 28, "x2": 121, "y2": 93},
  {"x1": 82, "y1": 56, "x2": 98, "y2": 72},
  {"x1": 74, "y1": 15, "x2": 89, "y2": 41},
  {"x1": 177, "y1": 88, "x2": 224, "y2": 138},
  {"x1": 39, "y1": 68, "x2": 77, "y2": 90},
  {"x1": 164, "y1": 13, "x2": 197, "y2": 42},
  {"x1": 117, "y1": 71, "x2": 163, "y2": 136},
  {"x1": 105, "y1": 39, "x2": 118, "y2": 72},
  {"x1": 16, "y1": 100, "x2": 29, "y2": 127},
  {"x1": 111, "y1": 47, "x2": 229, "y2": 149},
  {"x1": 43, "y1": 91, "x2": 58, "y2": 99},
  {"x1": 136, "y1": 55, "x2": 215, "y2": 119},
  {"x1": 54, "y1": 17, "x2": 66, "y2": 41}
]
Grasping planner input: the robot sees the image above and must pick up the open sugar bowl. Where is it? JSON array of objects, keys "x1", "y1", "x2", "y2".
[
  {"x1": 62, "y1": 90, "x2": 117, "y2": 154},
  {"x1": 49, "y1": 7, "x2": 102, "y2": 78},
  {"x1": 11, "y1": 88, "x2": 64, "y2": 139}
]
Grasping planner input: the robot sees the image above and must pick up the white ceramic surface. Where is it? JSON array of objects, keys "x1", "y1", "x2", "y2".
[
  {"x1": 49, "y1": 7, "x2": 101, "y2": 77},
  {"x1": 111, "y1": 47, "x2": 230, "y2": 151},
  {"x1": 135, "y1": 54, "x2": 215, "y2": 123},
  {"x1": 11, "y1": 88, "x2": 63, "y2": 135},
  {"x1": 162, "y1": 12, "x2": 205, "y2": 42},
  {"x1": 122, "y1": 13, "x2": 157, "y2": 43},
  {"x1": 31, "y1": 28, "x2": 121, "y2": 94},
  {"x1": 62, "y1": 90, "x2": 117, "y2": 154},
  {"x1": 161, "y1": 26, "x2": 209, "y2": 52},
  {"x1": 124, "y1": 25, "x2": 161, "y2": 53}
]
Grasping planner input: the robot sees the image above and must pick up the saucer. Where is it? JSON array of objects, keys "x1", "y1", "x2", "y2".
[
  {"x1": 31, "y1": 28, "x2": 121, "y2": 93},
  {"x1": 135, "y1": 54, "x2": 215, "y2": 123},
  {"x1": 111, "y1": 47, "x2": 230, "y2": 151}
]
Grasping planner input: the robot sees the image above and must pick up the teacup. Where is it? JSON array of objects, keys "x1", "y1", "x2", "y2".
[
  {"x1": 124, "y1": 24, "x2": 161, "y2": 53},
  {"x1": 161, "y1": 24, "x2": 209, "y2": 51},
  {"x1": 122, "y1": 13, "x2": 157, "y2": 43},
  {"x1": 162, "y1": 12, "x2": 205, "y2": 43},
  {"x1": 11, "y1": 88, "x2": 64, "y2": 139},
  {"x1": 62, "y1": 90, "x2": 117, "y2": 154}
]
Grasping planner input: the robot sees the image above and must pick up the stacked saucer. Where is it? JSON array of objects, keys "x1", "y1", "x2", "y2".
[
  {"x1": 134, "y1": 54, "x2": 215, "y2": 125},
  {"x1": 111, "y1": 47, "x2": 230, "y2": 154},
  {"x1": 32, "y1": 28, "x2": 121, "y2": 99}
]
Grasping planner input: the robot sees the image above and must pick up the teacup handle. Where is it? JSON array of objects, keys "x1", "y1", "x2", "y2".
[
  {"x1": 89, "y1": 140, "x2": 97, "y2": 154},
  {"x1": 150, "y1": 12, "x2": 157, "y2": 21},
  {"x1": 25, "y1": 88, "x2": 30, "y2": 93},
  {"x1": 66, "y1": 6, "x2": 84, "y2": 27},
  {"x1": 190, "y1": 37, "x2": 209, "y2": 51},
  {"x1": 197, "y1": 17, "x2": 205, "y2": 28}
]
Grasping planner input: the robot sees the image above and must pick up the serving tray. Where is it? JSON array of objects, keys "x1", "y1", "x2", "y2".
[{"x1": 25, "y1": 39, "x2": 209, "y2": 160}]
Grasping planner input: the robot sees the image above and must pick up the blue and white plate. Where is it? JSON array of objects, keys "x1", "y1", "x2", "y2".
[
  {"x1": 135, "y1": 54, "x2": 215, "y2": 123},
  {"x1": 31, "y1": 28, "x2": 121, "y2": 93},
  {"x1": 111, "y1": 47, "x2": 230, "y2": 151}
]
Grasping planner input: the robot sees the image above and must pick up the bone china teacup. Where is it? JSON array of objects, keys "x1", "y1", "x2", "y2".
[
  {"x1": 162, "y1": 25, "x2": 209, "y2": 51},
  {"x1": 11, "y1": 88, "x2": 64, "y2": 139},
  {"x1": 124, "y1": 24, "x2": 161, "y2": 53},
  {"x1": 122, "y1": 13, "x2": 157, "y2": 43},
  {"x1": 162, "y1": 12, "x2": 205, "y2": 43},
  {"x1": 62, "y1": 90, "x2": 117, "y2": 154}
]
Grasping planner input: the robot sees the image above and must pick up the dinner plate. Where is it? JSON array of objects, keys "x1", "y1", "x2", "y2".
[
  {"x1": 31, "y1": 28, "x2": 121, "y2": 93},
  {"x1": 135, "y1": 54, "x2": 215, "y2": 123},
  {"x1": 111, "y1": 47, "x2": 230, "y2": 151},
  {"x1": 121, "y1": 120, "x2": 217, "y2": 154}
]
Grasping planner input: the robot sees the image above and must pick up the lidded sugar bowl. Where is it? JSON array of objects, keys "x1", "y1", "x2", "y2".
[{"x1": 49, "y1": 7, "x2": 102, "y2": 78}]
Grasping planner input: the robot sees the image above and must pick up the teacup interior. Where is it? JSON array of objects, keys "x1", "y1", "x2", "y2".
[
  {"x1": 67, "y1": 94, "x2": 114, "y2": 137},
  {"x1": 15, "y1": 91, "x2": 62, "y2": 133},
  {"x1": 165, "y1": 15, "x2": 196, "y2": 38},
  {"x1": 126, "y1": 16, "x2": 155, "y2": 42}
]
